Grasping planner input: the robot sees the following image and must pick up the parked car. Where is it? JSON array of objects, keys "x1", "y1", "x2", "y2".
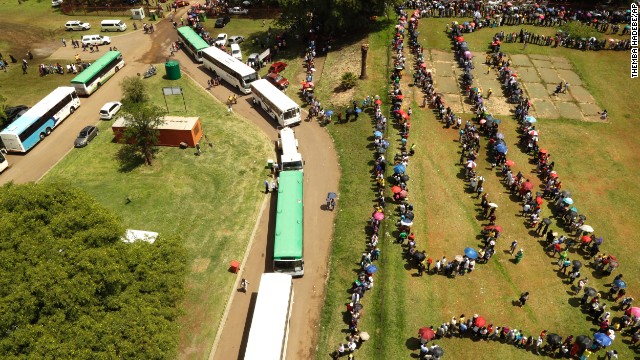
[
  {"x1": 51, "y1": 0, "x2": 63, "y2": 7},
  {"x1": 266, "y1": 72, "x2": 289, "y2": 90},
  {"x1": 228, "y1": 6, "x2": 248, "y2": 14},
  {"x1": 214, "y1": 16, "x2": 230, "y2": 28},
  {"x1": 269, "y1": 61, "x2": 287, "y2": 74},
  {"x1": 65, "y1": 20, "x2": 91, "y2": 31},
  {"x1": 99, "y1": 101, "x2": 122, "y2": 120},
  {"x1": 174, "y1": 0, "x2": 189, "y2": 7},
  {"x1": 74, "y1": 126, "x2": 99, "y2": 147},
  {"x1": 214, "y1": 33, "x2": 228, "y2": 47},
  {"x1": 228, "y1": 35, "x2": 245, "y2": 44},
  {"x1": 81, "y1": 34, "x2": 111, "y2": 46}
]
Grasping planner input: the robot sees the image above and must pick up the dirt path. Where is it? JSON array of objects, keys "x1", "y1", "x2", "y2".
[{"x1": 170, "y1": 46, "x2": 339, "y2": 360}]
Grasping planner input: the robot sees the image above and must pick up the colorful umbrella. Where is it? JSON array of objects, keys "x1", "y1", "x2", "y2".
[
  {"x1": 536, "y1": 196, "x2": 544, "y2": 205},
  {"x1": 394, "y1": 164, "x2": 406, "y2": 174},
  {"x1": 374, "y1": 130, "x2": 383, "y2": 137},
  {"x1": 466, "y1": 160, "x2": 477, "y2": 169},
  {"x1": 525, "y1": 115, "x2": 537, "y2": 123},
  {"x1": 475, "y1": 316, "x2": 486, "y2": 327},
  {"x1": 484, "y1": 225, "x2": 503, "y2": 233},
  {"x1": 479, "y1": 119, "x2": 487, "y2": 124},
  {"x1": 539, "y1": 148, "x2": 549, "y2": 154},
  {"x1": 464, "y1": 247, "x2": 478, "y2": 259},
  {"x1": 614, "y1": 279, "x2": 627, "y2": 289},
  {"x1": 579, "y1": 224, "x2": 594, "y2": 233},
  {"x1": 593, "y1": 332, "x2": 612, "y2": 347},
  {"x1": 581, "y1": 235, "x2": 592, "y2": 244},
  {"x1": 529, "y1": 130, "x2": 539, "y2": 136},
  {"x1": 325, "y1": 110, "x2": 334, "y2": 116},
  {"x1": 418, "y1": 327, "x2": 435, "y2": 341},
  {"x1": 563, "y1": 197, "x2": 574, "y2": 205},
  {"x1": 375, "y1": 99, "x2": 382, "y2": 105},
  {"x1": 391, "y1": 186, "x2": 402, "y2": 194},
  {"x1": 399, "y1": 190, "x2": 408, "y2": 198},
  {"x1": 505, "y1": 160, "x2": 515, "y2": 166},
  {"x1": 521, "y1": 182, "x2": 534, "y2": 191},
  {"x1": 400, "y1": 218, "x2": 413, "y2": 227},
  {"x1": 365, "y1": 264, "x2": 378, "y2": 274},
  {"x1": 496, "y1": 143, "x2": 508, "y2": 154},
  {"x1": 626, "y1": 307, "x2": 640, "y2": 317},
  {"x1": 373, "y1": 212, "x2": 384, "y2": 221}
]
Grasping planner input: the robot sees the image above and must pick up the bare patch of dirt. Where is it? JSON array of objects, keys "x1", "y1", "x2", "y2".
[
  {"x1": 191, "y1": 258, "x2": 211, "y2": 273},
  {"x1": 0, "y1": 21, "x2": 60, "y2": 59},
  {"x1": 318, "y1": 43, "x2": 361, "y2": 107}
]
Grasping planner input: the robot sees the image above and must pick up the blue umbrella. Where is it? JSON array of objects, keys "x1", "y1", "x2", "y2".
[
  {"x1": 593, "y1": 332, "x2": 612, "y2": 347},
  {"x1": 463, "y1": 22, "x2": 470, "y2": 25},
  {"x1": 563, "y1": 197, "x2": 574, "y2": 205},
  {"x1": 570, "y1": 206, "x2": 579, "y2": 213},
  {"x1": 464, "y1": 247, "x2": 478, "y2": 259},
  {"x1": 394, "y1": 164, "x2": 406, "y2": 174},
  {"x1": 525, "y1": 115, "x2": 537, "y2": 123},
  {"x1": 374, "y1": 130, "x2": 383, "y2": 138},
  {"x1": 366, "y1": 265, "x2": 378, "y2": 274},
  {"x1": 325, "y1": 110, "x2": 334, "y2": 117},
  {"x1": 495, "y1": 143, "x2": 508, "y2": 154},
  {"x1": 614, "y1": 279, "x2": 627, "y2": 289},
  {"x1": 355, "y1": 108, "x2": 362, "y2": 114}
]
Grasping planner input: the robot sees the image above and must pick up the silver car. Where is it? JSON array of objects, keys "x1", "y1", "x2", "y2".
[{"x1": 74, "y1": 126, "x2": 99, "y2": 147}]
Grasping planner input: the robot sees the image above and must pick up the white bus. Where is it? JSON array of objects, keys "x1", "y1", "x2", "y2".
[
  {"x1": 201, "y1": 46, "x2": 258, "y2": 94},
  {"x1": 0, "y1": 87, "x2": 81, "y2": 153},
  {"x1": 70, "y1": 51, "x2": 125, "y2": 96},
  {"x1": 0, "y1": 150, "x2": 8, "y2": 173},
  {"x1": 277, "y1": 127, "x2": 303, "y2": 171},
  {"x1": 243, "y1": 273, "x2": 294, "y2": 360},
  {"x1": 250, "y1": 79, "x2": 301, "y2": 127}
]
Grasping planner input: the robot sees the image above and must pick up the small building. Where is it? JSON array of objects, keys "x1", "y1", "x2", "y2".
[{"x1": 112, "y1": 116, "x2": 203, "y2": 147}]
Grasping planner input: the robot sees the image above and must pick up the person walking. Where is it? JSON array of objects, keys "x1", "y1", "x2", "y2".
[
  {"x1": 519, "y1": 292, "x2": 530, "y2": 307},
  {"x1": 510, "y1": 240, "x2": 518, "y2": 255},
  {"x1": 62, "y1": 38, "x2": 67, "y2": 47},
  {"x1": 514, "y1": 249, "x2": 524, "y2": 264},
  {"x1": 264, "y1": 180, "x2": 270, "y2": 194}
]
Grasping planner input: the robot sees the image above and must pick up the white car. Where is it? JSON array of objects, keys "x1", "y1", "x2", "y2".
[
  {"x1": 99, "y1": 101, "x2": 122, "y2": 120},
  {"x1": 65, "y1": 21, "x2": 91, "y2": 31},
  {"x1": 228, "y1": 7, "x2": 248, "y2": 15},
  {"x1": 81, "y1": 34, "x2": 111, "y2": 46},
  {"x1": 215, "y1": 33, "x2": 228, "y2": 47},
  {"x1": 52, "y1": 0, "x2": 63, "y2": 6},
  {"x1": 228, "y1": 35, "x2": 245, "y2": 44}
]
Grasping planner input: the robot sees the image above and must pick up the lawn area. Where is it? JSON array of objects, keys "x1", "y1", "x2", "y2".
[
  {"x1": 316, "y1": 15, "x2": 640, "y2": 360},
  {"x1": 42, "y1": 74, "x2": 273, "y2": 359}
]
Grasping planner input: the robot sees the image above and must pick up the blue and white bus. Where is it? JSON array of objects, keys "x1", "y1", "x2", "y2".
[{"x1": 0, "y1": 87, "x2": 80, "y2": 153}]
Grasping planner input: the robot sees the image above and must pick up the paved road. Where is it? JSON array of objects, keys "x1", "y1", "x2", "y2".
[{"x1": 1, "y1": 12, "x2": 340, "y2": 360}]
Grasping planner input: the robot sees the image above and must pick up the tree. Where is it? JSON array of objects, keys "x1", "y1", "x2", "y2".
[
  {"x1": 0, "y1": 183, "x2": 187, "y2": 359},
  {"x1": 120, "y1": 76, "x2": 149, "y2": 104},
  {"x1": 117, "y1": 105, "x2": 165, "y2": 167}
]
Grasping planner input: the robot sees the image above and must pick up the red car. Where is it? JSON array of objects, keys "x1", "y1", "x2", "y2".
[
  {"x1": 174, "y1": 0, "x2": 189, "y2": 7},
  {"x1": 266, "y1": 72, "x2": 289, "y2": 90},
  {"x1": 268, "y1": 61, "x2": 287, "y2": 74}
]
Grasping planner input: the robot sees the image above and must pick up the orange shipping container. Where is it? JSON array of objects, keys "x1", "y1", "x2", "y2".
[{"x1": 112, "y1": 116, "x2": 203, "y2": 147}]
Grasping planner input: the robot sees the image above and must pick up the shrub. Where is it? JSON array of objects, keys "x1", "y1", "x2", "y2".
[{"x1": 340, "y1": 72, "x2": 358, "y2": 89}]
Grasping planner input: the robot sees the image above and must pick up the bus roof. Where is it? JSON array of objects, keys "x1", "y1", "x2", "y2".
[
  {"x1": 70, "y1": 51, "x2": 121, "y2": 84},
  {"x1": 1, "y1": 87, "x2": 76, "y2": 135},
  {"x1": 177, "y1": 26, "x2": 210, "y2": 51},
  {"x1": 274, "y1": 171, "x2": 303, "y2": 259},
  {"x1": 279, "y1": 127, "x2": 299, "y2": 159},
  {"x1": 202, "y1": 46, "x2": 256, "y2": 77},
  {"x1": 250, "y1": 79, "x2": 299, "y2": 112},
  {"x1": 243, "y1": 273, "x2": 293, "y2": 360}
]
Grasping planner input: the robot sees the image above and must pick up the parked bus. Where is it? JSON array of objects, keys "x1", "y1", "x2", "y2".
[
  {"x1": 277, "y1": 127, "x2": 303, "y2": 171},
  {"x1": 70, "y1": 50, "x2": 125, "y2": 96},
  {"x1": 243, "y1": 273, "x2": 294, "y2": 360},
  {"x1": 273, "y1": 171, "x2": 304, "y2": 277},
  {"x1": 0, "y1": 150, "x2": 8, "y2": 173},
  {"x1": 177, "y1": 26, "x2": 210, "y2": 63},
  {"x1": 0, "y1": 87, "x2": 80, "y2": 153},
  {"x1": 201, "y1": 46, "x2": 258, "y2": 94},
  {"x1": 250, "y1": 79, "x2": 301, "y2": 127}
]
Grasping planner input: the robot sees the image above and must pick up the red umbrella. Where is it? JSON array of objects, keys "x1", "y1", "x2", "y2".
[
  {"x1": 373, "y1": 211, "x2": 385, "y2": 221},
  {"x1": 396, "y1": 95, "x2": 405, "y2": 99},
  {"x1": 419, "y1": 327, "x2": 436, "y2": 341},
  {"x1": 539, "y1": 149, "x2": 549, "y2": 154},
  {"x1": 521, "y1": 182, "x2": 534, "y2": 191},
  {"x1": 484, "y1": 225, "x2": 503, "y2": 233},
  {"x1": 627, "y1": 307, "x2": 640, "y2": 317},
  {"x1": 375, "y1": 99, "x2": 382, "y2": 105},
  {"x1": 420, "y1": 62, "x2": 427, "y2": 68},
  {"x1": 475, "y1": 316, "x2": 486, "y2": 327},
  {"x1": 401, "y1": 112, "x2": 409, "y2": 119},
  {"x1": 397, "y1": 109, "x2": 406, "y2": 116},
  {"x1": 581, "y1": 235, "x2": 592, "y2": 244},
  {"x1": 391, "y1": 186, "x2": 402, "y2": 194},
  {"x1": 399, "y1": 190, "x2": 408, "y2": 198},
  {"x1": 457, "y1": 36, "x2": 464, "y2": 42},
  {"x1": 536, "y1": 196, "x2": 544, "y2": 205},
  {"x1": 505, "y1": 160, "x2": 515, "y2": 166},
  {"x1": 470, "y1": 22, "x2": 476, "y2": 26}
]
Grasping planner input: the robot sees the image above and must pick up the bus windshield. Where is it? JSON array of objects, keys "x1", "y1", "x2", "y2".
[{"x1": 274, "y1": 259, "x2": 304, "y2": 273}]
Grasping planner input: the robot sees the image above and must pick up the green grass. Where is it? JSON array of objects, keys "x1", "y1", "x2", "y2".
[
  {"x1": 42, "y1": 74, "x2": 273, "y2": 359},
  {"x1": 317, "y1": 14, "x2": 640, "y2": 360}
]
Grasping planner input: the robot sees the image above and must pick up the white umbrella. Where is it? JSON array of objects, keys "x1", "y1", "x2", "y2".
[
  {"x1": 360, "y1": 332, "x2": 370, "y2": 341},
  {"x1": 579, "y1": 224, "x2": 594, "y2": 233},
  {"x1": 488, "y1": 203, "x2": 498, "y2": 208}
]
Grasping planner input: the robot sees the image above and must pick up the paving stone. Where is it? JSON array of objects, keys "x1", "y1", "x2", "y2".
[
  {"x1": 524, "y1": 82, "x2": 551, "y2": 100},
  {"x1": 529, "y1": 54, "x2": 550, "y2": 61},
  {"x1": 531, "y1": 59, "x2": 554, "y2": 68},
  {"x1": 532, "y1": 99, "x2": 560, "y2": 119},
  {"x1": 557, "y1": 69, "x2": 583, "y2": 86},
  {"x1": 435, "y1": 76, "x2": 461, "y2": 94},
  {"x1": 442, "y1": 93, "x2": 465, "y2": 113},
  {"x1": 555, "y1": 102, "x2": 583, "y2": 120},
  {"x1": 578, "y1": 102, "x2": 602, "y2": 117},
  {"x1": 516, "y1": 67, "x2": 542, "y2": 82},
  {"x1": 484, "y1": 97, "x2": 514, "y2": 116},
  {"x1": 539, "y1": 68, "x2": 562, "y2": 85},
  {"x1": 569, "y1": 86, "x2": 596, "y2": 103},
  {"x1": 548, "y1": 55, "x2": 572, "y2": 66},
  {"x1": 434, "y1": 62, "x2": 456, "y2": 76},
  {"x1": 510, "y1": 54, "x2": 534, "y2": 67},
  {"x1": 431, "y1": 50, "x2": 454, "y2": 62}
]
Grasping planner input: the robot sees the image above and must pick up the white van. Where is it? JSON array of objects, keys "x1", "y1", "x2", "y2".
[
  {"x1": 230, "y1": 43, "x2": 242, "y2": 61},
  {"x1": 81, "y1": 34, "x2": 111, "y2": 46},
  {"x1": 101, "y1": 20, "x2": 127, "y2": 32}
]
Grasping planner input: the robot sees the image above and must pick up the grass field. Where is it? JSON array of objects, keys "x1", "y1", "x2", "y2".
[
  {"x1": 316, "y1": 15, "x2": 640, "y2": 360},
  {"x1": 42, "y1": 74, "x2": 273, "y2": 359}
]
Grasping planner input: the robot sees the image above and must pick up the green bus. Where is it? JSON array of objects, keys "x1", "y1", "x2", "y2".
[
  {"x1": 70, "y1": 51, "x2": 125, "y2": 96},
  {"x1": 177, "y1": 26, "x2": 210, "y2": 63},
  {"x1": 273, "y1": 170, "x2": 304, "y2": 277}
]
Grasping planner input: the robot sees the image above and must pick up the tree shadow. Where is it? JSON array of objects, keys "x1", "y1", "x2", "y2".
[{"x1": 115, "y1": 145, "x2": 146, "y2": 173}]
